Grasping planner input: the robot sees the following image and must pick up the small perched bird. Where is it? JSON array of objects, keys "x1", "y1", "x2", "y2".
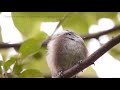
[{"x1": 46, "y1": 30, "x2": 88, "y2": 78}]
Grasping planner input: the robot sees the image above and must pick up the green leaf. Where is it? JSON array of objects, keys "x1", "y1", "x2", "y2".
[
  {"x1": 12, "y1": 12, "x2": 118, "y2": 38},
  {"x1": 51, "y1": 12, "x2": 72, "y2": 36},
  {"x1": 79, "y1": 66, "x2": 97, "y2": 78},
  {"x1": 3, "y1": 58, "x2": 16, "y2": 71},
  {"x1": 0, "y1": 61, "x2": 3, "y2": 66},
  {"x1": 109, "y1": 44, "x2": 120, "y2": 60},
  {"x1": 33, "y1": 52, "x2": 43, "y2": 59},
  {"x1": 0, "y1": 26, "x2": 2, "y2": 42},
  {"x1": 62, "y1": 12, "x2": 118, "y2": 35},
  {"x1": 19, "y1": 38, "x2": 41, "y2": 59},
  {"x1": 18, "y1": 69, "x2": 43, "y2": 78},
  {"x1": 62, "y1": 12, "x2": 89, "y2": 35},
  {"x1": 12, "y1": 12, "x2": 68, "y2": 38},
  {"x1": 0, "y1": 61, "x2": 3, "y2": 74},
  {"x1": 13, "y1": 62, "x2": 22, "y2": 74},
  {"x1": 23, "y1": 57, "x2": 51, "y2": 75}
]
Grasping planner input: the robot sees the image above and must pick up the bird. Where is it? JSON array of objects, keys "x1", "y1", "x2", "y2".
[{"x1": 46, "y1": 30, "x2": 88, "y2": 78}]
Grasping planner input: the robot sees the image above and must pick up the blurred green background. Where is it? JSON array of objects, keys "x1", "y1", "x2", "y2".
[{"x1": 0, "y1": 12, "x2": 119, "y2": 78}]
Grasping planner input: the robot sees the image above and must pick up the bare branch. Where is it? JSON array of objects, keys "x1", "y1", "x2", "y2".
[
  {"x1": 81, "y1": 25, "x2": 120, "y2": 40},
  {"x1": 56, "y1": 33, "x2": 120, "y2": 78},
  {"x1": 1, "y1": 25, "x2": 120, "y2": 49},
  {"x1": 0, "y1": 43, "x2": 21, "y2": 49},
  {"x1": 41, "y1": 25, "x2": 120, "y2": 47}
]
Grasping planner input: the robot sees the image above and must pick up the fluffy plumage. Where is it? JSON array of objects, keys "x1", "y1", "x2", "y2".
[{"x1": 47, "y1": 30, "x2": 88, "y2": 78}]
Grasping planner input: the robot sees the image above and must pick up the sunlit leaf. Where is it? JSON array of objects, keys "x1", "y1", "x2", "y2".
[
  {"x1": 62, "y1": 12, "x2": 89, "y2": 35},
  {"x1": 13, "y1": 62, "x2": 22, "y2": 74},
  {"x1": 19, "y1": 38, "x2": 41, "y2": 59},
  {"x1": 0, "y1": 26, "x2": 2, "y2": 42},
  {"x1": 62, "y1": 12, "x2": 118, "y2": 35},
  {"x1": 95, "y1": 12, "x2": 118, "y2": 22},
  {"x1": 18, "y1": 69, "x2": 43, "y2": 78},
  {"x1": 0, "y1": 61, "x2": 3, "y2": 74},
  {"x1": 3, "y1": 58, "x2": 16, "y2": 71},
  {"x1": 109, "y1": 44, "x2": 120, "y2": 60},
  {"x1": 79, "y1": 66, "x2": 97, "y2": 78},
  {"x1": 0, "y1": 61, "x2": 3, "y2": 66},
  {"x1": 51, "y1": 12, "x2": 72, "y2": 36},
  {"x1": 33, "y1": 52, "x2": 43, "y2": 59},
  {"x1": 7, "y1": 73, "x2": 14, "y2": 78},
  {"x1": 12, "y1": 12, "x2": 68, "y2": 38},
  {"x1": 0, "y1": 49, "x2": 8, "y2": 61},
  {"x1": 23, "y1": 57, "x2": 50, "y2": 75}
]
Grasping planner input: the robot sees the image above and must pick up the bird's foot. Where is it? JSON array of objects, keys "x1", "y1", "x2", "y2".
[
  {"x1": 78, "y1": 60, "x2": 83, "y2": 72},
  {"x1": 58, "y1": 70, "x2": 64, "y2": 78}
]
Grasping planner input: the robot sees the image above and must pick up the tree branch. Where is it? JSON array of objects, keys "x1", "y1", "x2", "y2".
[
  {"x1": 56, "y1": 33, "x2": 120, "y2": 78},
  {"x1": 41, "y1": 25, "x2": 120, "y2": 47},
  {"x1": 0, "y1": 25, "x2": 120, "y2": 49},
  {"x1": 0, "y1": 43, "x2": 21, "y2": 49},
  {"x1": 81, "y1": 25, "x2": 120, "y2": 40}
]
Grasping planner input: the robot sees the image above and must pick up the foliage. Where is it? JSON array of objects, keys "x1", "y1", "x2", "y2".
[{"x1": 0, "y1": 12, "x2": 119, "y2": 78}]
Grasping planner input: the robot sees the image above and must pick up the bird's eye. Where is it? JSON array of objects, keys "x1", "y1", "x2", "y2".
[{"x1": 66, "y1": 32, "x2": 72, "y2": 35}]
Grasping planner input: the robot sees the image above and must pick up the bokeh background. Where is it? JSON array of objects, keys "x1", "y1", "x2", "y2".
[{"x1": 0, "y1": 12, "x2": 120, "y2": 78}]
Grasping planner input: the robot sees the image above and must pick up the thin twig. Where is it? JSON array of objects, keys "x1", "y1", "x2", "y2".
[{"x1": 51, "y1": 12, "x2": 72, "y2": 37}]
